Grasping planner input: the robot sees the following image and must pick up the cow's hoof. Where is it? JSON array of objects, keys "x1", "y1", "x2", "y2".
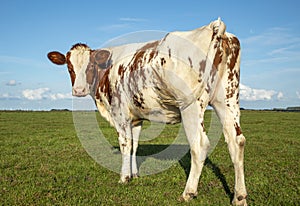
[
  {"x1": 178, "y1": 192, "x2": 197, "y2": 202},
  {"x1": 232, "y1": 195, "x2": 247, "y2": 206},
  {"x1": 118, "y1": 175, "x2": 131, "y2": 184}
]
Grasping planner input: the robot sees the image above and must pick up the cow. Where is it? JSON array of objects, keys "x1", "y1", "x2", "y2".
[{"x1": 47, "y1": 18, "x2": 247, "y2": 205}]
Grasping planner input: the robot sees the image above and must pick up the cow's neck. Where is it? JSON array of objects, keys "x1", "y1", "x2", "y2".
[
  {"x1": 89, "y1": 66, "x2": 111, "y2": 103},
  {"x1": 88, "y1": 49, "x2": 112, "y2": 100}
]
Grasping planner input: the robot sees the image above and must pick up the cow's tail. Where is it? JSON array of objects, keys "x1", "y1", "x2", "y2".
[
  {"x1": 202, "y1": 18, "x2": 227, "y2": 82},
  {"x1": 210, "y1": 17, "x2": 226, "y2": 38}
]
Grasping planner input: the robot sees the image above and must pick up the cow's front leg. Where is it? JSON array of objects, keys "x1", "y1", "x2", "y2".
[
  {"x1": 118, "y1": 133, "x2": 132, "y2": 183},
  {"x1": 131, "y1": 122, "x2": 142, "y2": 178}
]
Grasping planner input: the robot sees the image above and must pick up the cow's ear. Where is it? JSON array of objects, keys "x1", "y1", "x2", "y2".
[
  {"x1": 94, "y1": 50, "x2": 111, "y2": 69},
  {"x1": 47, "y1": 51, "x2": 66, "y2": 65}
]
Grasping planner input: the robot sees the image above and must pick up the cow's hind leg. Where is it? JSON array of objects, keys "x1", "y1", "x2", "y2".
[
  {"x1": 212, "y1": 102, "x2": 247, "y2": 206},
  {"x1": 180, "y1": 101, "x2": 210, "y2": 201}
]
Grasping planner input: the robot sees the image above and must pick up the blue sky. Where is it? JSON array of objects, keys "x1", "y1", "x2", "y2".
[{"x1": 0, "y1": 0, "x2": 299, "y2": 110}]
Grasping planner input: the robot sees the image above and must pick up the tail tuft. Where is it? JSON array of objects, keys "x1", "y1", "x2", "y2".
[{"x1": 210, "y1": 17, "x2": 226, "y2": 37}]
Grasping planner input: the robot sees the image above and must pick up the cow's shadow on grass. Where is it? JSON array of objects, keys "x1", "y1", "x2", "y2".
[{"x1": 134, "y1": 144, "x2": 234, "y2": 202}]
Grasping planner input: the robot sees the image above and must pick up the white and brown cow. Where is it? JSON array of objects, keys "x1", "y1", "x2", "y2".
[{"x1": 47, "y1": 18, "x2": 247, "y2": 205}]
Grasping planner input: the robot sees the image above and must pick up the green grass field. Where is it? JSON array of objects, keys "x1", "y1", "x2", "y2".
[{"x1": 0, "y1": 110, "x2": 299, "y2": 205}]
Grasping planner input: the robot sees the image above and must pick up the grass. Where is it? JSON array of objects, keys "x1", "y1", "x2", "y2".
[{"x1": 0, "y1": 110, "x2": 299, "y2": 205}]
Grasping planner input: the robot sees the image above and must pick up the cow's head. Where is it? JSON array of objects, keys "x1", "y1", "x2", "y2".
[{"x1": 47, "y1": 43, "x2": 111, "y2": 97}]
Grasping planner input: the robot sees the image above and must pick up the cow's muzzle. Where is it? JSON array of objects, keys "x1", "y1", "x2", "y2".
[{"x1": 72, "y1": 87, "x2": 89, "y2": 97}]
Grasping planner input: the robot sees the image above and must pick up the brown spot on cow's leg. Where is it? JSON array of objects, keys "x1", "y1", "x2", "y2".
[
  {"x1": 234, "y1": 123, "x2": 242, "y2": 136},
  {"x1": 201, "y1": 121, "x2": 205, "y2": 132}
]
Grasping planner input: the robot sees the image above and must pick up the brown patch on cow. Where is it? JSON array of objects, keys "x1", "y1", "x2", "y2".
[
  {"x1": 133, "y1": 93, "x2": 145, "y2": 109},
  {"x1": 118, "y1": 64, "x2": 125, "y2": 79},
  {"x1": 99, "y1": 67, "x2": 112, "y2": 104},
  {"x1": 210, "y1": 65, "x2": 218, "y2": 84},
  {"x1": 226, "y1": 85, "x2": 236, "y2": 99},
  {"x1": 213, "y1": 47, "x2": 222, "y2": 70},
  {"x1": 221, "y1": 36, "x2": 230, "y2": 56},
  {"x1": 140, "y1": 41, "x2": 159, "y2": 51},
  {"x1": 66, "y1": 52, "x2": 76, "y2": 86},
  {"x1": 130, "y1": 41, "x2": 159, "y2": 70},
  {"x1": 227, "y1": 37, "x2": 240, "y2": 70},
  {"x1": 86, "y1": 52, "x2": 96, "y2": 85},
  {"x1": 188, "y1": 57, "x2": 193, "y2": 68},
  {"x1": 168, "y1": 48, "x2": 171, "y2": 58},
  {"x1": 211, "y1": 48, "x2": 222, "y2": 84},
  {"x1": 198, "y1": 60, "x2": 206, "y2": 82},
  {"x1": 211, "y1": 29, "x2": 218, "y2": 41},
  {"x1": 228, "y1": 70, "x2": 235, "y2": 81},
  {"x1": 205, "y1": 84, "x2": 211, "y2": 94},
  {"x1": 199, "y1": 60, "x2": 206, "y2": 73},
  {"x1": 86, "y1": 66, "x2": 95, "y2": 85},
  {"x1": 148, "y1": 50, "x2": 158, "y2": 63},
  {"x1": 130, "y1": 50, "x2": 146, "y2": 71},
  {"x1": 95, "y1": 88, "x2": 100, "y2": 100},
  {"x1": 224, "y1": 36, "x2": 241, "y2": 101},
  {"x1": 201, "y1": 121, "x2": 206, "y2": 132},
  {"x1": 234, "y1": 122, "x2": 242, "y2": 136}
]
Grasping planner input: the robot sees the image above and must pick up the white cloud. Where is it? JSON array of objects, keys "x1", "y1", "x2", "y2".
[
  {"x1": 0, "y1": 93, "x2": 21, "y2": 100},
  {"x1": 22, "y1": 88, "x2": 50, "y2": 100},
  {"x1": 240, "y1": 84, "x2": 280, "y2": 101},
  {"x1": 22, "y1": 88, "x2": 72, "y2": 100},
  {"x1": 6, "y1": 80, "x2": 18, "y2": 86},
  {"x1": 49, "y1": 92, "x2": 72, "y2": 100},
  {"x1": 277, "y1": 92, "x2": 284, "y2": 100},
  {"x1": 296, "y1": 91, "x2": 300, "y2": 99}
]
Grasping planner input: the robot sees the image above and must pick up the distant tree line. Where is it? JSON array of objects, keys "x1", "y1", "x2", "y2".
[{"x1": 272, "y1": 107, "x2": 300, "y2": 112}]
